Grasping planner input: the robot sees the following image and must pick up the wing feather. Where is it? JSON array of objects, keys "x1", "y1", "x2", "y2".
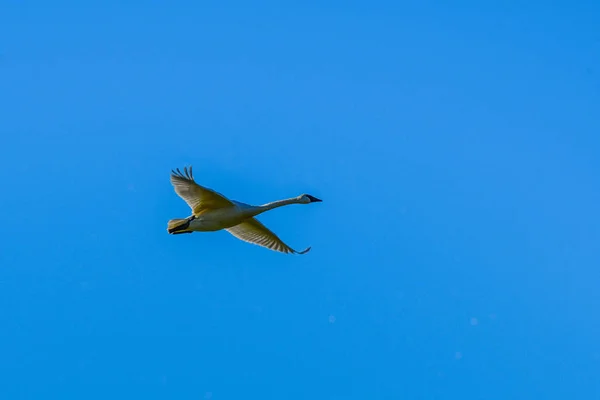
[
  {"x1": 170, "y1": 166, "x2": 233, "y2": 215},
  {"x1": 225, "y1": 218, "x2": 311, "y2": 255}
]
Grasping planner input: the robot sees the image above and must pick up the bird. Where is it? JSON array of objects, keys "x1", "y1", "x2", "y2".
[{"x1": 167, "y1": 166, "x2": 322, "y2": 254}]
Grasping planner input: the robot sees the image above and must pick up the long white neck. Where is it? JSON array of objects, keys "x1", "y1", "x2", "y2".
[{"x1": 251, "y1": 197, "x2": 302, "y2": 216}]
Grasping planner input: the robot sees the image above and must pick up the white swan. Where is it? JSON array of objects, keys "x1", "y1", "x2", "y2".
[{"x1": 167, "y1": 166, "x2": 322, "y2": 254}]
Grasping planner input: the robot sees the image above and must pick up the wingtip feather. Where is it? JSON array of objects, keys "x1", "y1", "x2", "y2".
[
  {"x1": 297, "y1": 246, "x2": 311, "y2": 255},
  {"x1": 171, "y1": 166, "x2": 195, "y2": 182}
]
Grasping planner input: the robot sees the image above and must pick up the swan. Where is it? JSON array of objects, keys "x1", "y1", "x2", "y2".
[{"x1": 167, "y1": 166, "x2": 322, "y2": 254}]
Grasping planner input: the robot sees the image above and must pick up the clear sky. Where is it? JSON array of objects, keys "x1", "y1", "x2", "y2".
[{"x1": 1, "y1": 1, "x2": 599, "y2": 399}]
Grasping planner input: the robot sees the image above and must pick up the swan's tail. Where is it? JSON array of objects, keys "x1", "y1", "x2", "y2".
[{"x1": 167, "y1": 218, "x2": 193, "y2": 234}]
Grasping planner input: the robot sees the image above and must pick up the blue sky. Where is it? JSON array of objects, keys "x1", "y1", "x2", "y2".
[{"x1": 1, "y1": 1, "x2": 599, "y2": 399}]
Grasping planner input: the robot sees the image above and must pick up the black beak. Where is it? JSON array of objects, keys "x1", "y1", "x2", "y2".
[{"x1": 306, "y1": 195, "x2": 322, "y2": 203}]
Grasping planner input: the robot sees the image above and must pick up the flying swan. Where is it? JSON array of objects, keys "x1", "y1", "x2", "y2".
[{"x1": 167, "y1": 166, "x2": 322, "y2": 254}]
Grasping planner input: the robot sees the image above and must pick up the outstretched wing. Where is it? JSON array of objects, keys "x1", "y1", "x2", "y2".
[
  {"x1": 225, "y1": 218, "x2": 311, "y2": 255},
  {"x1": 170, "y1": 166, "x2": 233, "y2": 215}
]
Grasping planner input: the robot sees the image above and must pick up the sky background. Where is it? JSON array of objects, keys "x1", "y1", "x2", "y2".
[{"x1": 1, "y1": 1, "x2": 599, "y2": 399}]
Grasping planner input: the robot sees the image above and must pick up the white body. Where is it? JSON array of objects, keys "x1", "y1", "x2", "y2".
[{"x1": 188, "y1": 201, "x2": 259, "y2": 232}]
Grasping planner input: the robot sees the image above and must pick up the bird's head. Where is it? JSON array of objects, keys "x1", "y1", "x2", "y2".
[{"x1": 298, "y1": 194, "x2": 323, "y2": 204}]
